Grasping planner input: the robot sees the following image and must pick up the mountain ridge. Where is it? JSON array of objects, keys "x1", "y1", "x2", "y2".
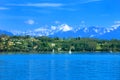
[
  {"x1": 1, "y1": 24, "x2": 120, "y2": 39},
  {"x1": 0, "y1": 30, "x2": 13, "y2": 36}
]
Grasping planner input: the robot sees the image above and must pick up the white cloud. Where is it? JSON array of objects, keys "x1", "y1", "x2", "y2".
[
  {"x1": 7, "y1": 3, "x2": 64, "y2": 7},
  {"x1": 0, "y1": 7, "x2": 9, "y2": 10},
  {"x1": 59, "y1": 24, "x2": 72, "y2": 32},
  {"x1": 25, "y1": 19, "x2": 35, "y2": 25}
]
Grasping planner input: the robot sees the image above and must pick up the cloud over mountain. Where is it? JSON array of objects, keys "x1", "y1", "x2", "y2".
[{"x1": 25, "y1": 19, "x2": 35, "y2": 25}]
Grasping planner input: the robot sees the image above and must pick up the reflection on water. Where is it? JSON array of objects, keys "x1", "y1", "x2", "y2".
[{"x1": 0, "y1": 54, "x2": 120, "y2": 80}]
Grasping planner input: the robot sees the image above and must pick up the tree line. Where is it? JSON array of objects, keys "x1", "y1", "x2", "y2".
[{"x1": 0, "y1": 34, "x2": 120, "y2": 53}]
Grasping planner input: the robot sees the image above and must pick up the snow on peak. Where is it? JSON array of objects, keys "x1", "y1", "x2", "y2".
[
  {"x1": 105, "y1": 24, "x2": 120, "y2": 33},
  {"x1": 111, "y1": 24, "x2": 120, "y2": 30},
  {"x1": 11, "y1": 23, "x2": 120, "y2": 38},
  {"x1": 83, "y1": 27, "x2": 88, "y2": 32},
  {"x1": 109, "y1": 21, "x2": 120, "y2": 30},
  {"x1": 93, "y1": 29, "x2": 98, "y2": 33},
  {"x1": 51, "y1": 26, "x2": 57, "y2": 30},
  {"x1": 58, "y1": 24, "x2": 72, "y2": 32}
]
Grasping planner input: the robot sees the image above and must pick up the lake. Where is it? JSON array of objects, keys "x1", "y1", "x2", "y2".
[{"x1": 0, "y1": 53, "x2": 120, "y2": 80}]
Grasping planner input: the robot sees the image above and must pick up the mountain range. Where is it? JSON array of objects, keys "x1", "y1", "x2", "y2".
[
  {"x1": 0, "y1": 30, "x2": 13, "y2": 36},
  {"x1": 1, "y1": 24, "x2": 120, "y2": 39}
]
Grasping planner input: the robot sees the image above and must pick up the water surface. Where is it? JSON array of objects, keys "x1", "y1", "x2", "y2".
[{"x1": 0, "y1": 53, "x2": 120, "y2": 80}]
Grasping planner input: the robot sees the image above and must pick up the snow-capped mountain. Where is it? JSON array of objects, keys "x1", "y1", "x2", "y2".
[
  {"x1": 0, "y1": 30, "x2": 13, "y2": 36},
  {"x1": 12, "y1": 24, "x2": 74, "y2": 37},
  {"x1": 1, "y1": 24, "x2": 120, "y2": 39},
  {"x1": 98, "y1": 25, "x2": 120, "y2": 39}
]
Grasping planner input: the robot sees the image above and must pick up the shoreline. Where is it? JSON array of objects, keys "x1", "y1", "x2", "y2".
[{"x1": 0, "y1": 51, "x2": 120, "y2": 54}]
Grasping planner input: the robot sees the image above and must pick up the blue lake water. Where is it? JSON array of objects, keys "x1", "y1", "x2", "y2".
[{"x1": 0, "y1": 53, "x2": 120, "y2": 80}]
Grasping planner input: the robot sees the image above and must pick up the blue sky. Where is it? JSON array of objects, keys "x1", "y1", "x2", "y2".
[{"x1": 0, "y1": 0, "x2": 120, "y2": 31}]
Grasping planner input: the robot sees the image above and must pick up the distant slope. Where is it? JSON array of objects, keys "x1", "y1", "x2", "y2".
[
  {"x1": 8, "y1": 24, "x2": 120, "y2": 39},
  {"x1": 99, "y1": 26, "x2": 120, "y2": 39},
  {"x1": 0, "y1": 30, "x2": 13, "y2": 36}
]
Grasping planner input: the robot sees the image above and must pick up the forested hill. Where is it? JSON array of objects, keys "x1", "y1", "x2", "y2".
[{"x1": 0, "y1": 34, "x2": 120, "y2": 53}]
